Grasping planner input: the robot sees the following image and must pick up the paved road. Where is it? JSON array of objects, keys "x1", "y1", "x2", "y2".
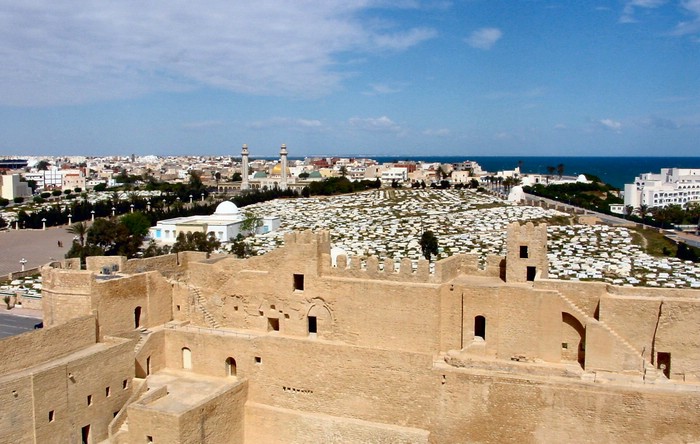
[
  {"x1": 0, "y1": 311, "x2": 41, "y2": 339},
  {"x1": 0, "y1": 226, "x2": 77, "y2": 277}
]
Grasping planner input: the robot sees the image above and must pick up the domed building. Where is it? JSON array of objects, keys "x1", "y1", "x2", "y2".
[{"x1": 149, "y1": 201, "x2": 279, "y2": 245}]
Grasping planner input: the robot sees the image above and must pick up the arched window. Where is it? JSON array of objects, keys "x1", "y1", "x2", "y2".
[
  {"x1": 225, "y1": 357, "x2": 237, "y2": 377},
  {"x1": 474, "y1": 315, "x2": 486, "y2": 340},
  {"x1": 182, "y1": 347, "x2": 192, "y2": 370}
]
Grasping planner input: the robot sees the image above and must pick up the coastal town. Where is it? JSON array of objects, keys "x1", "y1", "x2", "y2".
[{"x1": 2, "y1": 151, "x2": 699, "y2": 301}]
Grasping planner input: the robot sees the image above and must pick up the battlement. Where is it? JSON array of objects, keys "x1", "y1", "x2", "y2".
[
  {"x1": 321, "y1": 252, "x2": 503, "y2": 284},
  {"x1": 284, "y1": 229, "x2": 331, "y2": 246},
  {"x1": 506, "y1": 221, "x2": 547, "y2": 241}
]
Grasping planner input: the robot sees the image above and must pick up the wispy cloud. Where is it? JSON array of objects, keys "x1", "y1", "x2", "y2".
[
  {"x1": 465, "y1": 27, "x2": 502, "y2": 50},
  {"x1": 247, "y1": 117, "x2": 323, "y2": 130},
  {"x1": 423, "y1": 128, "x2": 451, "y2": 136},
  {"x1": 619, "y1": 0, "x2": 667, "y2": 24},
  {"x1": 640, "y1": 115, "x2": 681, "y2": 129},
  {"x1": 484, "y1": 87, "x2": 544, "y2": 100},
  {"x1": 0, "y1": 2, "x2": 437, "y2": 107},
  {"x1": 599, "y1": 118, "x2": 623, "y2": 131},
  {"x1": 363, "y1": 83, "x2": 406, "y2": 96},
  {"x1": 182, "y1": 120, "x2": 225, "y2": 131},
  {"x1": 671, "y1": 0, "x2": 700, "y2": 35},
  {"x1": 348, "y1": 116, "x2": 401, "y2": 132}
]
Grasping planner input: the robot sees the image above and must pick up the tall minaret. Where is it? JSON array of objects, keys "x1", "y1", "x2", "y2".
[
  {"x1": 280, "y1": 143, "x2": 288, "y2": 190},
  {"x1": 241, "y1": 144, "x2": 250, "y2": 191}
]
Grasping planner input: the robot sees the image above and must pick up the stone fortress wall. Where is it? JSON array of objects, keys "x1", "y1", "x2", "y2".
[{"x1": 2, "y1": 222, "x2": 700, "y2": 443}]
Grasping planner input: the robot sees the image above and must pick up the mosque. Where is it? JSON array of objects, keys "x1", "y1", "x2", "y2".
[
  {"x1": 148, "y1": 200, "x2": 279, "y2": 245},
  {"x1": 218, "y1": 144, "x2": 321, "y2": 194}
]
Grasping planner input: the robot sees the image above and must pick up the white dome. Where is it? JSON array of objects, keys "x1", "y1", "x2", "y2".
[
  {"x1": 214, "y1": 201, "x2": 241, "y2": 216},
  {"x1": 330, "y1": 247, "x2": 348, "y2": 267},
  {"x1": 576, "y1": 174, "x2": 589, "y2": 183}
]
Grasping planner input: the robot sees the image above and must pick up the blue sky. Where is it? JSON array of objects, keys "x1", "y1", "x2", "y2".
[{"x1": 0, "y1": 0, "x2": 699, "y2": 157}]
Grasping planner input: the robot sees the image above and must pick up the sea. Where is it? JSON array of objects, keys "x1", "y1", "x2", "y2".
[{"x1": 368, "y1": 156, "x2": 700, "y2": 190}]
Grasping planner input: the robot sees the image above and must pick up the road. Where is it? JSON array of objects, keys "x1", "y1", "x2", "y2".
[{"x1": 0, "y1": 311, "x2": 41, "y2": 339}]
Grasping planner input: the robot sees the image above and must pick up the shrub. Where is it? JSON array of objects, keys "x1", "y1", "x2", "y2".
[
  {"x1": 41, "y1": 192, "x2": 51, "y2": 198},
  {"x1": 52, "y1": 190, "x2": 62, "y2": 197},
  {"x1": 13, "y1": 197, "x2": 24, "y2": 204}
]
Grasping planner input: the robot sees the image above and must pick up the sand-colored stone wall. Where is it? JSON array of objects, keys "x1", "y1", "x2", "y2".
[
  {"x1": 245, "y1": 403, "x2": 430, "y2": 443},
  {"x1": 0, "y1": 316, "x2": 96, "y2": 373}
]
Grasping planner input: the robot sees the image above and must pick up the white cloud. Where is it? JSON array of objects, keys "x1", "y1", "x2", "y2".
[
  {"x1": 599, "y1": 118, "x2": 623, "y2": 131},
  {"x1": 423, "y1": 128, "x2": 451, "y2": 136},
  {"x1": 0, "y1": 2, "x2": 437, "y2": 107},
  {"x1": 484, "y1": 87, "x2": 544, "y2": 100},
  {"x1": 672, "y1": 0, "x2": 700, "y2": 35},
  {"x1": 620, "y1": 0, "x2": 667, "y2": 23},
  {"x1": 182, "y1": 120, "x2": 225, "y2": 131},
  {"x1": 348, "y1": 116, "x2": 401, "y2": 132},
  {"x1": 465, "y1": 28, "x2": 502, "y2": 50},
  {"x1": 247, "y1": 117, "x2": 323, "y2": 130},
  {"x1": 363, "y1": 83, "x2": 405, "y2": 96}
]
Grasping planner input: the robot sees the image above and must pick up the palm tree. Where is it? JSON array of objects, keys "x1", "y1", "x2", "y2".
[
  {"x1": 637, "y1": 204, "x2": 650, "y2": 223},
  {"x1": 624, "y1": 205, "x2": 634, "y2": 219},
  {"x1": 67, "y1": 221, "x2": 88, "y2": 247},
  {"x1": 556, "y1": 163, "x2": 565, "y2": 179}
]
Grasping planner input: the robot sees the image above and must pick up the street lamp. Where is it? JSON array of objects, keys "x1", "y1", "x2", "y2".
[
  {"x1": 19, "y1": 258, "x2": 27, "y2": 272},
  {"x1": 91, "y1": 210, "x2": 95, "y2": 221},
  {"x1": 147, "y1": 200, "x2": 151, "y2": 212},
  {"x1": 130, "y1": 204, "x2": 134, "y2": 213},
  {"x1": 189, "y1": 194, "x2": 193, "y2": 204},
  {"x1": 42, "y1": 218, "x2": 47, "y2": 230},
  {"x1": 112, "y1": 206, "x2": 116, "y2": 216},
  {"x1": 68, "y1": 213, "x2": 72, "y2": 225}
]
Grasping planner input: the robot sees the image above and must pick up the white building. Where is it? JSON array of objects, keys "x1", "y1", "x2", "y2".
[
  {"x1": 149, "y1": 201, "x2": 279, "y2": 245},
  {"x1": 624, "y1": 168, "x2": 700, "y2": 209},
  {"x1": 380, "y1": 167, "x2": 408, "y2": 183},
  {"x1": 0, "y1": 174, "x2": 32, "y2": 200}
]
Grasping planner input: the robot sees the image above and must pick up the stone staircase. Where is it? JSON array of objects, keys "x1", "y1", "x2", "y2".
[
  {"x1": 134, "y1": 327, "x2": 150, "y2": 354},
  {"x1": 558, "y1": 291, "x2": 646, "y2": 371},
  {"x1": 189, "y1": 285, "x2": 221, "y2": 329}
]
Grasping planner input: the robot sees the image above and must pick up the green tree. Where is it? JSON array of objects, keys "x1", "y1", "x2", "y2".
[
  {"x1": 339, "y1": 165, "x2": 348, "y2": 177},
  {"x1": 231, "y1": 172, "x2": 242, "y2": 182},
  {"x1": 298, "y1": 172, "x2": 310, "y2": 180},
  {"x1": 120, "y1": 212, "x2": 151, "y2": 238},
  {"x1": 172, "y1": 231, "x2": 221, "y2": 254},
  {"x1": 419, "y1": 231, "x2": 439, "y2": 261},
  {"x1": 240, "y1": 212, "x2": 262, "y2": 234},
  {"x1": 66, "y1": 222, "x2": 89, "y2": 247},
  {"x1": 556, "y1": 163, "x2": 565, "y2": 179}
]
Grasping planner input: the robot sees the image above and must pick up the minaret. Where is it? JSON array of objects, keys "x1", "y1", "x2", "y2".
[
  {"x1": 280, "y1": 143, "x2": 288, "y2": 190},
  {"x1": 241, "y1": 144, "x2": 250, "y2": 191}
]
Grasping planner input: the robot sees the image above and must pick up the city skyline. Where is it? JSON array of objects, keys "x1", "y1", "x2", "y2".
[{"x1": 1, "y1": 1, "x2": 699, "y2": 157}]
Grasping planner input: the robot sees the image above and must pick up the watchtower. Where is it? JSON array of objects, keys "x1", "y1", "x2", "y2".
[{"x1": 505, "y1": 222, "x2": 548, "y2": 283}]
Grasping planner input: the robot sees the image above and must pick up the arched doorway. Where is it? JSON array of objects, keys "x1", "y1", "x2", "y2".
[
  {"x1": 561, "y1": 312, "x2": 585, "y2": 367},
  {"x1": 225, "y1": 357, "x2": 237, "y2": 377},
  {"x1": 474, "y1": 315, "x2": 486, "y2": 340},
  {"x1": 182, "y1": 347, "x2": 192, "y2": 370}
]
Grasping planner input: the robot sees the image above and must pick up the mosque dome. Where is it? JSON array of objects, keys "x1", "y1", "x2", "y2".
[
  {"x1": 214, "y1": 201, "x2": 241, "y2": 216},
  {"x1": 271, "y1": 163, "x2": 290, "y2": 176},
  {"x1": 308, "y1": 171, "x2": 322, "y2": 179},
  {"x1": 576, "y1": 174, "x2": 589, "y2": 183},
  {"x1": 253, "y1": 171, "x2": 268, "y2": 179}
]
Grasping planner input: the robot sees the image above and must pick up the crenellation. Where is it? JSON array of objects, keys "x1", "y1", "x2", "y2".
[{"x1": 7, "y1": 223, "x2": 700, "y2": 443}]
